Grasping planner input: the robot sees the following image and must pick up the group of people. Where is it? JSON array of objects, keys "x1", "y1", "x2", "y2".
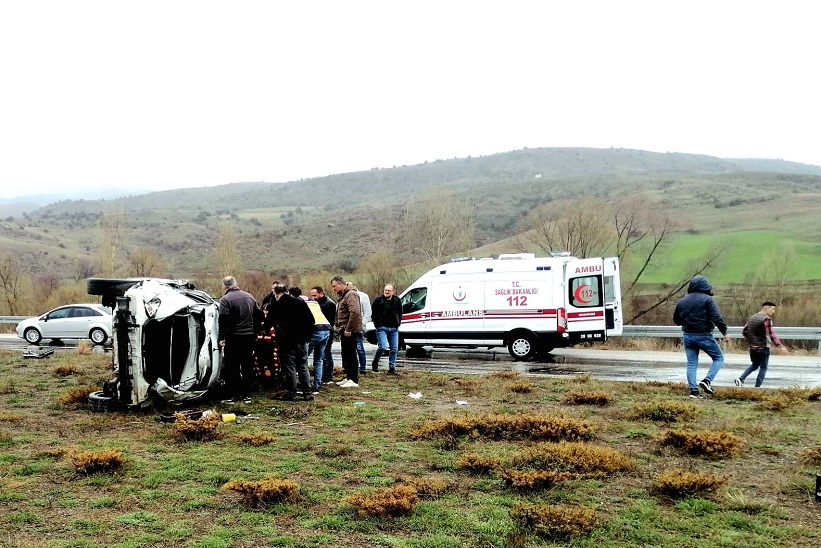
[
  {"x1": 674, "y1": 275, "x2": 789, "y2": 398},
  {"x1": 217, "y1": 275, "x2": 404, "y2": 403}
]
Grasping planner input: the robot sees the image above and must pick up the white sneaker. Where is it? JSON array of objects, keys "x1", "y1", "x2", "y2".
[
  {"x1": 340, "y1": 380, "x2": 359, "y2": 388},
  {"x1": 734, "y1": 378, "x2": 744, "y2": 387}
]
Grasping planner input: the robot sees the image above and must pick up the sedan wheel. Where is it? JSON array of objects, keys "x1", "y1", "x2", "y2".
[
  {"x1": 24, "y1": 328, "x2": 42, "y2": 344},
  {"x1": 89, "y1": 328, "x2": 108, "y2": 345}
]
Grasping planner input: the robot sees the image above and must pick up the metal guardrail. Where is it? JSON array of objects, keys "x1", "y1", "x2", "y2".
[
  {"x1": 0, "y1": 316, "x2": 29, "y2": 324},
  {"x1": 622, "y1": 325, "x2": 821, "y2": 354}
]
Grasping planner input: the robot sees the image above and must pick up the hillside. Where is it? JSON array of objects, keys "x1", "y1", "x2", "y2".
[{"x1": 3, "y1": 147, "x2": 821, "y2": 282}]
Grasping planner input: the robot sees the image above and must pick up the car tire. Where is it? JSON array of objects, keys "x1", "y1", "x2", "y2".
[
  {"x1": 86, "y1": 278, "x2": 139, "y2": 296},
  {"x1": 24, "y1": 327, "x2": 42, "y2": 344},
  {"x1": 88, "y1": 391, "x2": 116, "y2": 412},
  {"x1": 405, "y1": 345, "x2": 428, "y2": 359},
  {"x1": 507, "y1": 331, "x2": 539, "y2": 361},
  {"x1": 89, "y1": 328, "x2": 108, "y2": 345}
]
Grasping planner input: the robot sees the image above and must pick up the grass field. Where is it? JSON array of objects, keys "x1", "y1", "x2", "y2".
[
  {"x1": 2, "y1": 349, "x2": 821, "y2": 547},
  {"x1": 634, "y1": 230, "x2": 821, "y2": 285}
]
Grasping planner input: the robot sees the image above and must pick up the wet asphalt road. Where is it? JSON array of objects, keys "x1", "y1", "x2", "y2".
[{"x1": 2, "y1": 334, "x2": 819, "y2": 389}]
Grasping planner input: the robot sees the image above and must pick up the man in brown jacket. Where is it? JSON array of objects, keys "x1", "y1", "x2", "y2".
[{"x1": 331, "y1": 275, "x2": 362, "y2": 387}]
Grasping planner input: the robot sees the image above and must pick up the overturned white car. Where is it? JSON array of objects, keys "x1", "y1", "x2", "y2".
[{"x1": 86, "y1": 278, "x2": 223, "y2": 410}]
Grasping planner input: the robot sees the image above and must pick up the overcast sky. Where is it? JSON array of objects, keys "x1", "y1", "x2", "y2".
[{"x1": 1, "y1": 1, "x2": 818, "y2": 198}]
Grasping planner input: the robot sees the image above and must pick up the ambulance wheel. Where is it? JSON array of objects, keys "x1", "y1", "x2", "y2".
[{"x1": 508, "y1": 332, "x2": 539, "y2": 361}]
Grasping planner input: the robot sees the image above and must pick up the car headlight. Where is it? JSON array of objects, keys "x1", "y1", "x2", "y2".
[{"x1": 145, "y1": 297, "x2": 162, "y2": 318}]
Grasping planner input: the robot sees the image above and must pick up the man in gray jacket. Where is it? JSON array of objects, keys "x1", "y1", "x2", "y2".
[{"x1": 673, "y1": 276, "x2": 730, "y2": 398}]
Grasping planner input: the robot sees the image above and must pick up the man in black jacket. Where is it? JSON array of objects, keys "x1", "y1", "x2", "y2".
[
  {"x1": 371, "y1": 284, "x2": 403, "y2": 374},
  {"x1": 265, "y1": 283, "x2": 315, "y2": 401},
  {"x1": 673, "y1": 276, "x2": 730, "y2": 398},
  {"x1": 218, "y1": 276, "x2": 260, "y2": 401}
]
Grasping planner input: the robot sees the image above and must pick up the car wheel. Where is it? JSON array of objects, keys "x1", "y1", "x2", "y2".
[
  {"x1": 508, "y1": 331, "x2": 539, "y2": 361},
  {"x1": 405, "y1": 345, "x2": 428, "y2": 359},
  {"x1": 88, "y1": 391, "x2": 116, "y2": 412},
  {"x1": 24, "y1": 327, "x2": 42, "y2": 344},
  {"x1": 89, "y1": 328, "x2": 108, "y2": 345},
  {"x1": 86, "y1": 278, "x2": 139, "y2": 296}
]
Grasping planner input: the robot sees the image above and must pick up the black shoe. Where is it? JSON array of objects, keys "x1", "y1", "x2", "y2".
[
  {"x1": 273, "y1": 392, "x2": 297, "y2": 401},
  {"x1": 371, "y1": 359, "x2": 379, "y2": 372},
  {"x1": 698, "y1": 379, "x2": 713, "y2": 395},
  {"x1": 387, "y1": 369, "x2": 398, "y2": 375},
  {"x1": 689, "y1": 390, "x2": 702, "y2": 399}
]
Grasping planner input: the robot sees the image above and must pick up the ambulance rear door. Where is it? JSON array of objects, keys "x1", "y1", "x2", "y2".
[
  {"x1": 564, "y1": 257, "x2": 607, "y2": 344},
  {"x1": 603, "y1": 257, "x2": 623, "y2": 336}
]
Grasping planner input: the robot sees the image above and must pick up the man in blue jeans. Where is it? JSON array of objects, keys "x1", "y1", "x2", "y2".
[
  {"x1": 735, "y1": 301, "x2": 789, "y2": 387},
  {"x1": 305, "y1": 295, "x2": 332, "y2": 393},
  {"x1": 673, "y1": 276, "x2": 730, "y2": 398},
  {"x1": 371, "y1": 284, "x2": 403, "y2": 374}
]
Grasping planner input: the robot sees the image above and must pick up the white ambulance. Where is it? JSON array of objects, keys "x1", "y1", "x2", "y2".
[{"x1": 392, "y1": 253, "x2": 622, "y2": 360}]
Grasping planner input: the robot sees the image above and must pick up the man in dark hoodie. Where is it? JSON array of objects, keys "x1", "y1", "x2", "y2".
[
  {"x1": 265, "y1": 283, "x2": 315, "y2": 401},
  {"x1": 673, "y1": 276, "x2": 731, "y2": 398}
]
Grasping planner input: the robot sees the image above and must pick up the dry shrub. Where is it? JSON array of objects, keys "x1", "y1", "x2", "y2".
[
  {"x1": 222, "y1": 476, "x2": 299, "y2": 508},
  {"x1": 57, "y1": 385, "x2": 100, "y2": 406},
  {"x1": 171, "y1": 412, "x2": 221, "y2": 442},
  {"x1": 500, "y1": 469, "x2": 575, "y2": 489},
  {"x1": 777, "y1": 387, "x2": 817, "y2": 401},
  {"x1": 489, "y1": 371, "x2": 521, "y2": 379},
  {"x1": 712, "y1": 387, "x2": 769, "y2": 402},
  {"x1": 454, "y1": 378, "x2": 481, "y2": 390},
  {"x1": 41, "y1": 447, "x2": 68, "y2": 459},
  {"x1": 511, "y1": 441, "x2": 635, "y2": 475},
  {"x1": 653, "y1": 468, "x2": 727, "y2": 498},
  {"x1": 0, "y1": 411, "x2": 23, "y2": 422},
  {"x1": 411, "y1": 414, "x2": 595, "y2": 442},
  {"x1": 561, "y1": 390, "x2": 610, "y2": 406},
  {"x1": 456, "y1": 453, "x2": 501, "y2": 474},
  {"x1": 573, "y1": 373, "x2": 592, "y2": 383},
  {"x1": 52, "y1": 364, "x2": 79, "y2": 376},
  {"x1": 70, "y1": 449, "x2": 126, "y2": 474},
  {"x1": 235, "y1": 432, "x2": 277, "y2": 446},
  {"x1": 394, "y1": 476, "x2": 449, "y2": 499},
  {"x1": 806, "y1": 387, "x2": 821, "y2": 401},
  {"x1": 755, "y1": 396, "x2": 803, "y2": 411},
  {"x1": 0, "y1": 379, "x2": 17, "y2": 395},
  {"x1": 343, "y1": 484, "x2": 419, "y2": 518},
  {"x1": 797, "y1": 447, "x2": 821, "y2": 465},
  {"x1": 659, "y1": 428, "x2": 744, "y2": 459},
  {"x1": 509, "y1": 382, "x2": 535, "y2": 394},
  {"x1": 511, "y1": 502, "x2": 597, "y2": 540},
  {"x1": 627, "y1": 400, "x2": 700, "y2": 422},
  {"x1": 76, "y1": 340, "x2": 93, "y2": 355},
  {"x1": 0, "y1": 430, "x2": 12, "y2": 444}
]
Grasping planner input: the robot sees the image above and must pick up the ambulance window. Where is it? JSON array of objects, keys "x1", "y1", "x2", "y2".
[
  {"x1": 569, "y1": 276, "x2": 601, "y2": 308},
  {"x1": 402, "y1": 287, "x2": 427, "y2": 313},
  {"x1": 604, "y1": 276, "x2": 614, "y2": 303}
]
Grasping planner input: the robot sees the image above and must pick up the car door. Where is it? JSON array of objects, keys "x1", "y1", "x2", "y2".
[{"x1": 41, "y1": 306, "x2": 74, "y2": 339}]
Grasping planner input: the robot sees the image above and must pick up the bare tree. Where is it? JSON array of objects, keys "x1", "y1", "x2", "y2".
[
  {"x1": 73, "y1": 257, "x2": 97, "y2": 281},
  {"x1": 357, "y1": 250, "x2": 401, "y2": 297},
  {"x1": 401, "y1": 191, "x2": 476, "y2": 265},
  {"x1": 97, "y1": 210, "x2": 126, "y2": 277},
  {"x1": 0, "y1": 253, "x2": 29, "y2": 315},
  {"x1": 128, "y1": 247, "x2": 167, "y2": 277},
  {"x1": 214, "y1": 221, "x2": 242, "y2": 277},
  {"x1": 524, "y1": 197, "x2": 613, "y2": 258}
]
